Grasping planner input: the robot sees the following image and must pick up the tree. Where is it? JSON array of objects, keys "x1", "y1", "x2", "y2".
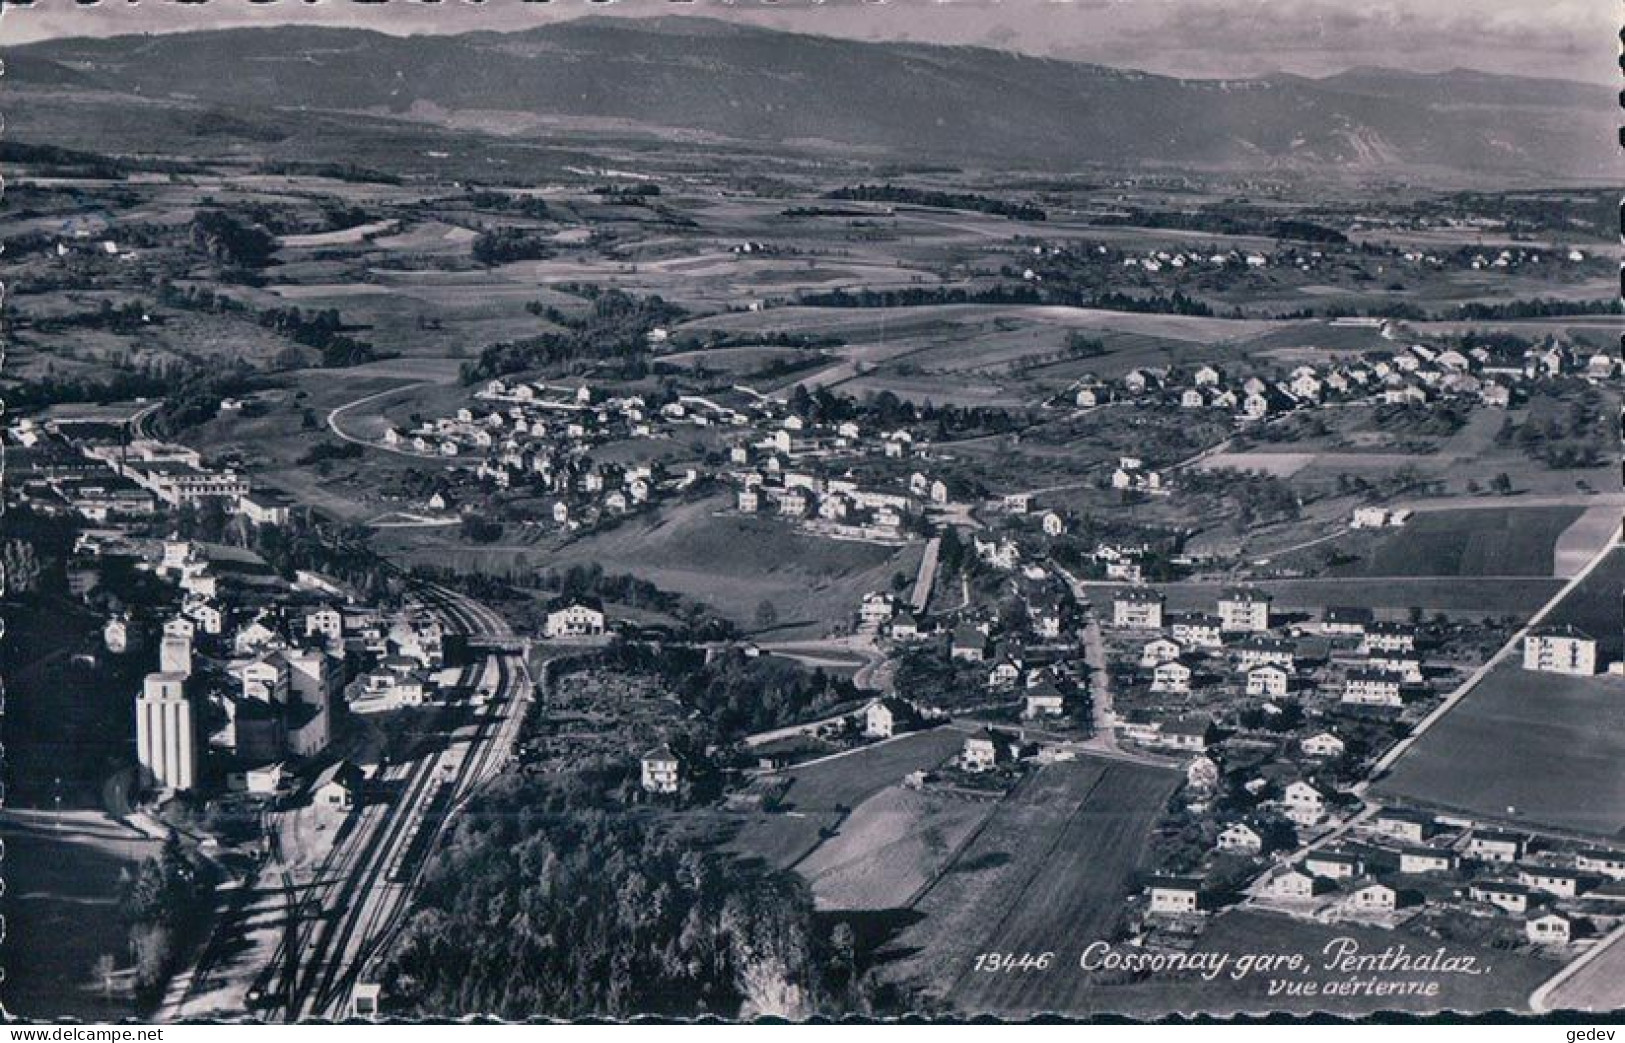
[
  {"x1": 2, "y1": 539, "x2": 43, "y2": 595},
  {"x1": 1490, "y1": 472, "x2": 1513, "y2": 495},
  {"x1": 754, "y1": 600, "x2": 779, "y2": 631}
]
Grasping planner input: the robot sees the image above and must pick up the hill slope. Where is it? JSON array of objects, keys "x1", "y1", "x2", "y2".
[{"x1": 13, "y1": 18, "x2": 1616, "y2": 177}]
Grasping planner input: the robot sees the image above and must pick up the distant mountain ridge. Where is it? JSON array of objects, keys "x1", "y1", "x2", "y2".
[{"x1": 13, "y1": 17, "x2": 1617, "y2": 178}]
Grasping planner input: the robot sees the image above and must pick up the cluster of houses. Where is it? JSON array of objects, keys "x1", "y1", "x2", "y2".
[
  {"x1": 408, "y1": 378, "x2": 938, "y2": 541},
  {"x1": 728, "y1": 430, "x2": 961, "y2": 544},
  {"x1": 1258, "y1": 813, "x2": 1622, "y2": 946},
  {"x1": 398, "y1": 380, "x2": 714, "y2": 529},
  {"x1": 1109, "y1": 587, "x2": 1443, "y2": 718},
  {"x1": 1069, "y1": 337, "x2": 1613, "y2": 423},
  {"x1": 80, "y1": 525, "x2": 449, "y2": 804},
  {"x1": 1147, "y1": 794, "x2": 1625, "y2": 949},
  {"x1": 734, "y1": 465, "x2": 919, "y2": 542},
  {"x1": 1021, "y1": 236, "x2": 1597, "y2": 289}
]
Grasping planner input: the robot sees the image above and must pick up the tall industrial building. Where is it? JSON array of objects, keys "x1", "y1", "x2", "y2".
[
  {"x1": 136, "y1": 671, "x2": 196, "y2": 791},
  {"x1": 159, "y1": 632, "x2": 193, "y2": 676}
]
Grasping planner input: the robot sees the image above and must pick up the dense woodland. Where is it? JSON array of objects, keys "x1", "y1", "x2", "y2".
[{"x1": 383, "y1": 776, "x2": 852, "y2": 1019}]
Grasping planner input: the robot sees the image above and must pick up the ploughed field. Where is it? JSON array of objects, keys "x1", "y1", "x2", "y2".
[{"x1": 878, "y1": 757, "x2": 1178, "y2": 1016}]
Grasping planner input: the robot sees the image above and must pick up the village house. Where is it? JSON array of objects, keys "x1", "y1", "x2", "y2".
[
  {"x1": 184, "y1": 600, "x2": 224, "y2": 635},
  {"x1": 950, "y1": 624, "x2": 991, "y2": 662},
  {"x1": 1342, "y1": 669, "x2": 1404, "y2": 708},
  {"x1": 1399, "y1": 848, "x2": 1458, "y2": 875},
  {"x1": 1156, "y1": 714, "x2": 1214, "y2": 752},
  {"x1": 863, "y1": 697, "x2": 915, "y2": 739},
  {"x1": 1169, "y1": 612, "x2": 1223, "y2": 650},
  {"x1": 1523, "y1": 626, "x2": 1598, "y2": 676},
  {"x1": 1466, "y1": 830, "x2": 1526, "y2": 864},
  {"x1": 1319, "y1": 604, "x2": 1371, "y2": 636},
  {"x1": 1526, "y1": 913, "x2": 1573, "y2": 946},
  {"x1": 1151, "y1": 658, "x2": 1195, "y2": 695},
  {"x1": 1300, "y1": 731, "x2": 1347, "y2": 759},
  {"x1": 1216, "y1": 822, "x2": 1264, "y2": 856},
  {"x1": 1372, "y1": 808, "x2": 1436, "y2": 845},
  {"x1": 890, "y1": 610, "x2": 929, "y2": 643},
  {"x1": 888, "y1": 612, "x2": 924, "y2": 642},
  {"x1": 1022, "y1": 681, "x2": 1067, "y2": 719},
  {"x1": 1577, "y1": 849, "x2": 1625, "y2": 880},
  {"x1": 1217, "y1": 587, "x2": 1271, "y2": 633},
  {"x1": 1111, "y1": 587, "x2": 1166, "y2": 629},
  {"x1": 543, "y1": 596, "x2": 607, "y2": 639},
  {"x1": 1233, "y1": 636, "x2": 1295, "y2": 670},
  {"x1": 961, "y1": 728, "x2": 1015, "y2": 772},
  {"x1": 640, "y1": 744, "x2": 682, "y2": 795},
  {"x1": 1027, "y1": 596, "x2": 1067, "y2": 640},
  {"x1": 1282, "y1": 780, "x2": 1327, "y2": 827},
  {"x1": 1469, "y1": 880, "x2": 1533, "y2": 915},
  {"x1": 1305, "y1": 850, "x2": 1363, "y2": 881},
  {"x1": 1245, "y1": 663, "x2": 1293, "y2": 698},
  {"x1": 1360, "y1": 621, "x2": 1417, "y2": 655},
  {"x1": 305, "y1": 607, "x2": 344, "y2": 644},
  {"x1": 987, "y1": 656, "x2": 1024, "y2": 690},
  {"x1": 1267, "y1": 867, "x2": 1327, "y2": 901},
  {"x1": 1517, "y1": 865, "x2": 1586, "y2": 899},
  {"x1": 1349, "y1": 882, "x2": 1405, "y2": 915},
  {"x1": 312, "y1": 760, "x2": 364, "y2": 814},
  {"x1": 1146, "y1": 877, "x2": 1203, "y2": 915},
  {"x1": 859, "y1": 591, "x2": 896, "y2": 628},
  {"x1": 1140, "y1": 636, "x2": 1184, "y2": 668},
  {"x1": 1362, "y1": 653, "x2": 1423, "y2": 683}
]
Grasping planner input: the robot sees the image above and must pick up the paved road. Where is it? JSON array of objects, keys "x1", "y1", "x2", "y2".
[
  {"x1": 1532, "y1": 919, "x2": 1625, "y2": 1013},
  {"x1": 325, "y1": 381, "x2": 438, "y2": 459},
  {"x1": 910, "y1": 536, "x2": 941, "y2": 614}
]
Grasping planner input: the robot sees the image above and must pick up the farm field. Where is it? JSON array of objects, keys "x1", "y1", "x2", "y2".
[
  {"x1": 721, "y1": 811, "x2": 843, "y2": 871},
  {"x1": 1079, "y1": 911, "x2": 1554, "y2": 1017},
  {"x1": 879, "y1": 757, "x2": 1177, "y2": 1015},
  {"x1": 772, "y1": 728, "x2": 967, "y2": 813},
  {"x1": 678, "y1": 304, "x2": 1282, "y2": 405},
  {"x1": 386, "y1": 495, "x2": 923, "y2": 639},
  {"x1": 723, "y1": 729, "x2": 969, "y2": 874},
  {"x1": 1204, "y1": 400, "x2": 1618, "y2": 502},
  {"x1": 1375, "y1": 547, "x2": 1625, "y2": 836},
  {"x1": 1536, "y1": 544, "x2": 1625, "y2": 656},
  {"x1": 797, "y1": 786, "x2": 996, "y2": 912},
  {"x1": 1326, "y1": 506, "x2": 1584, "y2": 579}
]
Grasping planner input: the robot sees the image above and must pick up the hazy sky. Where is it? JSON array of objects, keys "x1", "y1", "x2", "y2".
[{"x1": 3, "y1": 0, "x2": 1615, "y2": 84}]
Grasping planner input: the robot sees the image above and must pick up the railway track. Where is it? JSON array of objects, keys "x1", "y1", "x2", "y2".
[{"x1": 270, "y1": 581, "x2": 532, "y2": 1020}]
